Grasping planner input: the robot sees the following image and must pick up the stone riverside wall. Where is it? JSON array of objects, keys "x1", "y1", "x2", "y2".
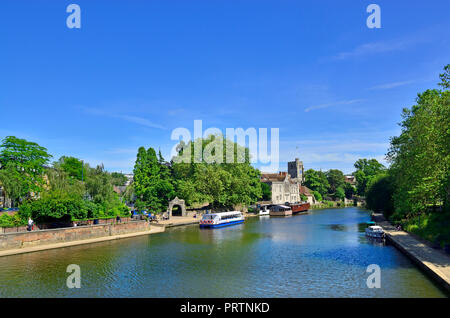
[{"x1": 0, "y1": 220, "x2": 150, "y2": 251}]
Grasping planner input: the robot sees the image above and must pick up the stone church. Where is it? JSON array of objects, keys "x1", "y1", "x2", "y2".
[{"x1": 261, "y1": 158, "x2": 314, "y2": 205}]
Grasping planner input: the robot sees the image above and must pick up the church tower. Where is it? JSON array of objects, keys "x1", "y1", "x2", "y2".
[{"x1": 288, "y1": 158, "x2": 304, "y2": 184}]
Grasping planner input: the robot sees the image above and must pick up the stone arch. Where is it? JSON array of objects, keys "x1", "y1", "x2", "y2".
[{"x1": 167, "y1": 197, "x2": 187, "y2": 217}]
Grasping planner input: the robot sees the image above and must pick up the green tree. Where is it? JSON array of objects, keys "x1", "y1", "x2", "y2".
[
  {"x1": 0, "y1": 136, "x2": 52, "y2": 198},
  {"x1": 387, "y1": 65, "x2": 450, "y2": 216},
  {"x1": 365, "y1": 173, "x2": 395, "y2": 218},
  {"x1": 260, "y1": 182, "x2": 272, "y2": 201},
  {"x1": 54, "y1": 156, "x2": 86, "y2": 181},
  {"x1": 353, "y1": 158, "x2": 386, "y2": 195},
  {"x1": 439, "y1": 64, "x2": 449, "y2": 89},
  {"x1": 171, "y1": 135, "x2": 262, "y2": 209},
  {"x1": 304, "y1": 169, "x2": 329, "y2": 196},
  {"x1": 343, "y1": 182, "x2": 356, "y2": 199},
  {"x1": 85, "y1": 164, "x2": 118, "y2": 207},
  {"x1": 0, "y1": 162, "x2": 27, "y2": 207},
  {"x1": 326, "y1": 169, "x2": 345, "y2": 194},
  {"x1": 133, "y1": 147, "x2": 174, "y2": 211},
  {"x1": 335, "y1": 187, "x2": 345, "y2": 201},
  {"x1": 312, "y1": 190, "x2": 322, "y2": 202},
  {"x1": 111, "y1": 172, "x2": 128, "y2": 186}
]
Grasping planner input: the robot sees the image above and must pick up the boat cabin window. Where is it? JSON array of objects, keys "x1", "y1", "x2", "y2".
[{"x1": 218, "y1": 213, "x2": 241, "y2": 220}]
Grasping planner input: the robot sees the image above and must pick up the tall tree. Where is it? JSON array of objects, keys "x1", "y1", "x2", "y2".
[
  {"x1": 0, "y1": 136, "x2": 52, "y2": 199},
  {"x1": 387, "y1": 65, "x2": 450, "y2": 215},
  {"x1": 171, "y1": 135, "x2": 262, "y2": 208},
  {"x1": 133, "y1": 147, "x2": 174, "y2": 211},
  {"x1": 326, "y1": 169, "x2": 345, "y2": 194},
  {"x1": 353, "y1": 158, "x2": 386, "y2": 195},
  {"x1": 54, "y1": 156, "x2": 86, "y2": 181},
  {"x1": 304, "y1": 169, "x2": 329, "y2": 196},
  {"x1": 0, "y1": 162, "x2": 27, "y2": 207}
]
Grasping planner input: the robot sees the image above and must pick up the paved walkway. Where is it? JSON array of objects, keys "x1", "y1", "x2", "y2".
[
  {"x1": 157, "y1": 216, "x2": 200, "y2": 228},
  {"x1": 373, "y1": 213, "x2": 450, "y2": 292},
  {"x1": 0, "y1": 226, "x2": 165, "y2": 258}
]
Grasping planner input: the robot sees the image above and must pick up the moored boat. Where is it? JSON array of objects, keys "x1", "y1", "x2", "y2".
[
  {"x1": 269, "y1": 205, "x2": 292, "y2": 216},
  {"x1": 199, "y1": 211, "x2": 244, "y2": 228},
  {"x1": 365, "y1": 225, "x2": 385, "y2": 238},
  {"x1": 258, "y1": 206, "x2": 270, "y2": 216},
  {"x1": 291, "y1": 202, "x2": 310, "y2": 214}
]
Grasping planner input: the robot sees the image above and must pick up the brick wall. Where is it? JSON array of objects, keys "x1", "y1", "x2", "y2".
[{"x1": 0, "y1": 220, "x2": 150, "y2": 251}]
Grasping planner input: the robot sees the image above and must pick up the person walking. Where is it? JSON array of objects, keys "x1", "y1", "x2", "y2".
[{"x1": 27, "y1": 217, "x2": 34, "y2": 231}]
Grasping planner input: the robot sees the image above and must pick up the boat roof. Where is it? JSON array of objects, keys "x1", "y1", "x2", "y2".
[
  {"x1": 204, "y1": 211, "x2": 242, "y2": 216},
  {"x1": 368, "y1": 225, "x2": 383, "y2": 230}
]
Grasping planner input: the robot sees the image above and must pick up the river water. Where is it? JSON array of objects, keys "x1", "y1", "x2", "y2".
[{"x1": 0, "y1": 207, "x2": 446, "y2": 297}]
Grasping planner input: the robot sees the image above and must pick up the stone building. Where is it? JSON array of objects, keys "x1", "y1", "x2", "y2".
[
  {"x1": 288, "y1": 158, "x2": 304, "y2": 184},
  {"x1": 344, "y1": 175, "x2": 356, "y2": 185},
  {"x1": 299, "y1": 185, "x2": 315, "y2": 205},
  {"x1": 260, "y1": 172, "x2": 300, "y2": 204}
]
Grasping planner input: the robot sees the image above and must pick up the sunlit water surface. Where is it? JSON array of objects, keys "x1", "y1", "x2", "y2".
[{"x1": 0, "y1": 208, "x2": 446, "y2": 297}]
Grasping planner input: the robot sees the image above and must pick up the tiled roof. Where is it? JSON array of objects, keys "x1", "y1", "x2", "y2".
[
  {"x1": 299, "y1": 185, "x2": 313, "y2": 196},
  {"x1": 260, "y1": 172, "x2": 288, "y2": 182}
]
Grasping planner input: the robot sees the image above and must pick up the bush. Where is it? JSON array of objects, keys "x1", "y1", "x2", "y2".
[
  {"x1": 0, "y1": 213, "x2": 26, "y2": 227},
  {"x1": 313, "y1": 191, "x2": 322, "y2": 202}
]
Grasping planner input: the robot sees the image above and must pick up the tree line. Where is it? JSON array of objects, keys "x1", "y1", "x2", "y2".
[
  {"x1": 0, "y1": 137, "x2": 129, "y2": 226},
  {"x1": 302, "y1": 158, "x2": 385, "y2": 203},
  {"x1": 129, "y1": 135, "x2": 263, "y2": 212},
  {"x1": 365, "y1": 65, "x2": 449, "y2": 247}
]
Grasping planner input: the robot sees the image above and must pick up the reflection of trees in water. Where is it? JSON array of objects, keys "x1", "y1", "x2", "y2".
[
  {"x1": 0, "y1": 236, "x2": 152, "y2": 297},
  {"x1": 161, "y1": 224, "x2": 265, "y2": 272}
]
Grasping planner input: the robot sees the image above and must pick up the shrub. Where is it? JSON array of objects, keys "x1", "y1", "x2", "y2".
[
  {"x1": 0, "y1": 213, "x2": 26, "y2": 227},
  {"x1": 313, "y1": 191, "x2": 322, "y2": 202}
]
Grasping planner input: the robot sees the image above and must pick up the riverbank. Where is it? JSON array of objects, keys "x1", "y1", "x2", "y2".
[
  {"x1": 0, "y1": 224, "x2": 164, "y2": 258},
  {"x1": 373, "y1": 213, "x2": 450, "y2": 293},
  {"x1": 0, "y1": 216, "x2": 202, "y2": 257}
]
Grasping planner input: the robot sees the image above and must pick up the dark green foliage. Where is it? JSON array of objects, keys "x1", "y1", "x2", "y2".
[
  {"x1": 353, "y1": 158, "x2": 386, "y2": 196},
  {"x1": 55, "y1": 156, "x2": 86, "y2": 181},
  {"x1": 261, "y1": 182, "x2": 272, "y2": 201},
  {"x1": 365, "y1": 173, "x2": 394, "y2": 218},
  {"x1": 335, "y1": 187, "x2": 345, "y2": 201},
  {"x1": 171, "y1": 135, "x2": 262, "y2": 209},
  {"x1": 304, "y1": 169, "x2": 329, "y2": 196},
  {"x1": 133, "y1": 147, "x2": 175, "y2": 211},
  {"x1": 343, "y1": 182, "x2": 356, "y2": 199},
  {"x1": 326, "y1": 169, "x2": 345, "y2": 194},
  {"x1": 313, "y1": 191, "x2": 322, "y2": 202},
  {"x1": 0, "y1": 136, "x2": 52, "y2": 204}
]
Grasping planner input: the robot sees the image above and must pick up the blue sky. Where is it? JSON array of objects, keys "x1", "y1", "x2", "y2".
[{"x1": 1, "y1": 0, "x2": 449, "y2": 174}]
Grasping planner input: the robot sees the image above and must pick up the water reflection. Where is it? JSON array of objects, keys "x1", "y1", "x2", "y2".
[{"x1": 0, "y1": 207, "x2": 446, "y2": 298}]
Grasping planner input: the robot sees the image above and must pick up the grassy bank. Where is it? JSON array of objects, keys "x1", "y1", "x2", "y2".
[
  {"x1": 392, "y1": 211, "x2": 450, "y2": 248},
  {"x1": 311, "y1": 201, "x2": 349, "y2": 210}
]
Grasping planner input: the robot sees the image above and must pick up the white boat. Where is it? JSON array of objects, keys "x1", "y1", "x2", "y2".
[
  {"x1": 365, "y1": 225, "x2": 385, "y2": 238},
  {"x1": 258, "y1": 207, "x2": 270, "y2": 216},
  {"x1": 199, "y1": 211, "x2": 244, "y2": 228}
]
